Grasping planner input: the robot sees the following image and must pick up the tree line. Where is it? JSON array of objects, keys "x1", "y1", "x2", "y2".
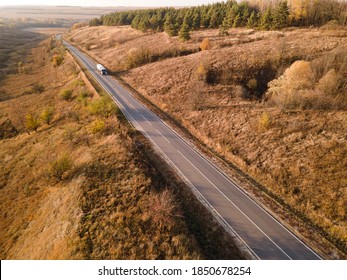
[{"x1": 89, "y1": 0, "x2": 347, "y2": 40}]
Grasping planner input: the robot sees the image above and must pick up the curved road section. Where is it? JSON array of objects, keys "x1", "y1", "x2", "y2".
[{"x1": 64, "y1": 40, "x2": 321, "y2": 260}]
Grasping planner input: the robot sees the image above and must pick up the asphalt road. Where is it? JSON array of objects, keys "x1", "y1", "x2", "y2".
[{"x1": 64, "y1": 40, "x2": 322, "y2": 260}]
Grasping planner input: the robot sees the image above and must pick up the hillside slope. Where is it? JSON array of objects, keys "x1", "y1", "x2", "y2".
[
  {"x1": 0, "y1": 32, "x2": 243, "y2": 259},
  {"x1": 66, "y1": 26, "x2": 347, "y2": 258}
]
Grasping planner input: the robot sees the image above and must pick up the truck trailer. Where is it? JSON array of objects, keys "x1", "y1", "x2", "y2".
[{"x1": 97, "y1": 64, "x2": 108, "y2": 75}]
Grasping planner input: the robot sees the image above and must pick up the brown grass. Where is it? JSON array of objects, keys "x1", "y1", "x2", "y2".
[
  {"x1": 69, "y1": 25, "x2": 347, "y2": 258},
  {"x1": 0, "y1": 30, "x2": 244, "y2": 260}
]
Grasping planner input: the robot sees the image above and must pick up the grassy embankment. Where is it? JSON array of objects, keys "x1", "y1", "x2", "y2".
[
  {"x1": 66, "y1": 25, "x2": 347, "y2": 258},
  {"x1": 0, "y1": 28, "x2": 244, "y2": 259}
]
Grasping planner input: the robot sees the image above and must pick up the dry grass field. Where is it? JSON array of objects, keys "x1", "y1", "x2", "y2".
[
  {"x1": 0, "y1": 30, "x2": 243, "y2": 260},
  {"x1": 66, "y1": 25, "x2": 347, "y2": 258}
]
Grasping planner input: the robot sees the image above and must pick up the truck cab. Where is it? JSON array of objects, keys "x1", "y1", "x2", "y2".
[{"x1": 97, "y1": 64, "x2": 108, "y2": 75}]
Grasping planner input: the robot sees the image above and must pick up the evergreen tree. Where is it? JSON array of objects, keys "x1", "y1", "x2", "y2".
[
  {"x1": 226, "y1": 4, "x2": 239, "y2": 27},
  {"x1": 192, "y1": 10, "x2": 201, "y2": 30},
  {"x1": 247, "y1": 11, "x2": 258, "y2": 28},
  {"x1": 138, "y1": 16, "x2": 150, "y2": 32},
  {"x1": 164, "y1": 13, "x2": 178, "y2": 36},
  {"x1": 260, "y1": 7, "x2": 273, "y2": 30},
  {"x1": 209, "y1": 11, "x2": 219, "y2": 28},
  {"x1": 219, "y1": 16, "x2": 230, "y2": 35},
  {"x1": 233, "y1": 14, "x2": 242, "y2": 28},
  {"x1": 179, "y1": 21, "x2": 191, "y2": 41},
  {"x1": 273, "y1": 1, "x2": 290, "y2": 29},
  {"x1": 131, "y1": 14, "x2": 140, "y2": 29}
]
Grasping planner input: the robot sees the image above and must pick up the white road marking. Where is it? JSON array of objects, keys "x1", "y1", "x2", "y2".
[
  {"x1": 155, "y1": 129, "x2": 171, "y2": 144},
  {"x1": 64, "y1": 40, "x2": 322, "y2": 260},
  {"x1": 178, "y1": 150, "x2": 292, "y2": 260}
]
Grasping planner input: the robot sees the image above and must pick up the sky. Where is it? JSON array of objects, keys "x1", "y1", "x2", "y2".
[{"x1": 0, "y1": 0, "x2": 218, "y2": 7}]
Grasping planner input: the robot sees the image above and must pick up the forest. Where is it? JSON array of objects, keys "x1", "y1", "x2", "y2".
[{"x1": 89, "y1": 0, "x2": 347, "y2": 40}]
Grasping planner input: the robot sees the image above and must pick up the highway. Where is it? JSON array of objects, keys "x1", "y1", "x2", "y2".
[{"x1": 64, "y1": 40, "x2": 322, "y2": 260}]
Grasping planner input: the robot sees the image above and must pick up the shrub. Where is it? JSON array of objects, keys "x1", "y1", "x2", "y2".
[
  {"x1": 87, "y1": 119, "x2": 106, "y2": 134},
  {"x1": 267, "y1": 60, "x2": 315, "y2": 109},
  {"x1": 147, "y1": 189, "x2": 178, "y2": 228},
  {"x1": 40, "y1": 107, "x2": 55, "y2": 125},
  {"x1": 124, "y1": 48, "x2": 152, "y2": 70},
  {"x1": 88, "y1": 96, "x2": 117, "y2": 118},
  {"x1": 205, "y1": 67, "x2": 220, "y2": 84},
  {"x1": 259, "y1": 112, "x2": 271, "y2": 130},
  {"x1": 60, "y1": 89, "x2": 73, "y2": 101},
  {"x1": 22, "y1": 84, "x2": 45, "y2": 95},
  {"x1": 77, "y1": 90, "x2": 90, "y2": 106},
  {"x1": 52, "y1": 54, "x2": 64, "y2": 67},
  {"x1": 247, "y1": 79, "x2": 258, "y2": 90},
  {"x1": 316, "y1": 69, "x2": 340, "y2": 95},
  {"x1": 32, "y1": 83, "x2": 45, "y2": 93},
  {"x1": 50, "y1": 154, "x2": 74, "y2": 181},
  {"x1": 200, "y1": 38, "x2": 211, "y2": 51},
  {"x1": 25, "y1": 113, "x2": 40, "y2": 132},
  {"x1": 196, "y1": 63, "x2": 206, "y2": 80},
  {"x1": 267, "y1": 58, "x2": 347, "y2": 110}
]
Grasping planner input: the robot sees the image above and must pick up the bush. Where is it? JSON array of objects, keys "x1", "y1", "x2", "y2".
[
  {"x1": 87, "y1": 119, "x2": 106, "y2": 134},
  {"x1": 259, "y1": 112, "x2": 271, "y2": 130},
  {"x1": 196, "y1": 63, "x2": 206, "y2": 80},
  {"x1": 77, "y1": 90, "x2": 90, "y2": 106},
  {"x1": 25, "y1": 113, "x2": 40, "y2": 132},
  {"x1": 50, "y1": 154, "x2": 74, "y2": 181},
  {"x1": 60, "y1": 89, "x2": 73, "y2": 101},
  {"x1": 124, "y1": 48, "x2": 152, "y2": 70},
  {"x1": 32, "y1": 83, "x2": 45, "y2": 93},
  {"x1": 88, "y1": 96, "x2": 117, "y2": 118},
  {"x1": 316, "y1": 69, "x2": 340, "y2": 95},
  {"x1": 267, "y1": 58, "x2": 347, "y2": 110},
  {"x1": 205, "y1": 67, "x2": 220, "y2": 84},
  {"x1": 52, "y1": 54, "x2": 64, "y2": 67},
  {"x1": 22, "y1": 84, "x2": 45, "y2": 95},
  {"x1": 200, "y1": 38, "x2": 211, "y2": 51},
  {"x1": 267, "y1": 60, "x2": 314, "y2": 109},
  {"x1": 147, "y1": 189, "x2": 178, "y2": 228},
  {"x1": 40, "y1": 107, "x2": 55, "y2": 125}
]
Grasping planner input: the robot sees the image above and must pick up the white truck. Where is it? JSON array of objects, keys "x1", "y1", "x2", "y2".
[{"x1": 97, "y1": 64, "x2": 108, "y2": 75}]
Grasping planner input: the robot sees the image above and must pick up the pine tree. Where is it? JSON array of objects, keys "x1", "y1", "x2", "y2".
[
  {"x1": 164, "y1": 13, "x2": 178, "y2": 36},
  {"x1": 225, "y1": 4, "x2": 239, "y2": 27},
  {"x1": 273, "y1": 1, "x2": 290, "y2": 29},
  {"x1": 247, "y1": 11, "x2": 258, "y2": 28},
  {"x1": 179, "y1": 21, "x2": 191, "y2": 41},
  {"x1": 219, "y1": 16, "x2": 230, "y2": 36},
  {"x1": 192, "y1": 11, "x2": 201, "y2": 30},
  {"x1": 209, "y1": 12, "x2": 219, "y2": 28},
  {"x1": 260, "y1": 7, "x2": 273, "y2": 30},
  {"x1": 233, "y1": 14, "x2": 242, "y2": 28}
]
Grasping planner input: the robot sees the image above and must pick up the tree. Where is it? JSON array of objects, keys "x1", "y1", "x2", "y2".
[
  {"x1": 164, "y1": 13, "x2": 178, "y2": 36},
  {"x1": 233, "y1": 14, "x2": 242, "y2": 28},
  {"x1": 273, "y1": 1, "x2": 290, "y2": 29},
  {"x1": 209, "y1": 12, "x2": 219, "y2": 28},
  {"x1": 192, "y1": 10, "x2": 201, "y2": 30},
  {"x1": 224, "y1": 4, "x2": 238, "y2": 28},
  {"x1": 247, "y1": 11, "x2": 259, "y2": 28},
  {"x1": 179, "y1": 20, "x2": 191, "y2": 41},
  {"x1": 219, "y1": 15, "x2": 231, "y2": 35},
  {"x1": 260, "y1": 7, "x2": 273, "y2": 30}
]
